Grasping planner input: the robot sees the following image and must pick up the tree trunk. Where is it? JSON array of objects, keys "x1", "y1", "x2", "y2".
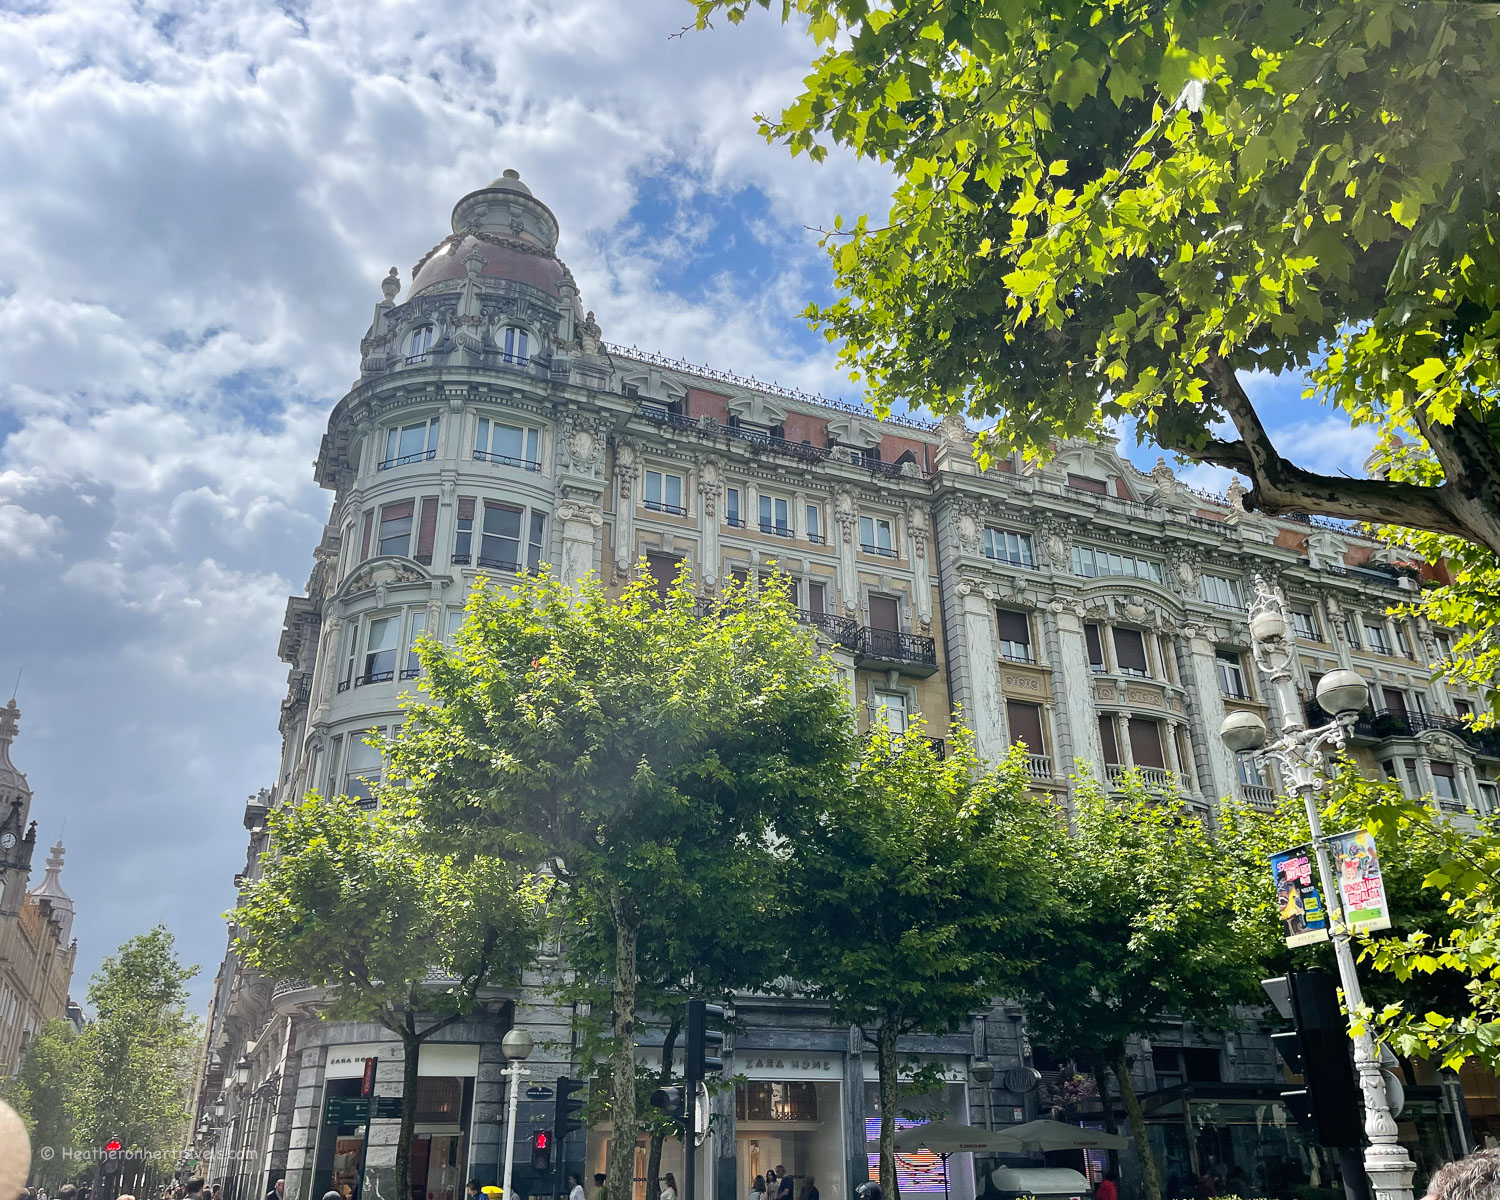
[
  {"x1": 1090, "y1": 1062, "x2": 1119, "y2": 1135},
  {"x1": 645, "y1": 1018, "x2": 682, "y2": 1200},
  {"x1": 607, "y1": 891, "x2": 640, "y2": 1200},
  {"x1": 396, "y1": 1021, "x2": 422, "y2": 1200},
  {"x1": 1110, "y1": 1052, "x2": 1160, "y2": 1200},
  {"x1": 876, "y1": 1024, "x2": 901, "y2": 1200}
]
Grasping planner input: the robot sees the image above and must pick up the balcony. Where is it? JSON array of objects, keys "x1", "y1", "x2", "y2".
[
  {"x1": 474, "y1": 450, "x2": 543, "y2": 472},
  {"x1": 860, "y1": 543, "x2": 900, "y2": 560},
  {"x1": 1105, "y1": 764, "x2": 1177, "y2": 791},
  {"x1": 645, "y1": 500, "x2": 688, "y2": 517},
  {"x1": 1241, "y1": 783, "x2": 1276, "y2": 812},
  {"x1": 797, "y1": 609, "x2": 859, "y2": 650},
  {"x1": 378, "y1": 448, "x2": 437, "y2": 470},
  {"x1": 759, "y1": 523, "x2": 795, "y2": 539},
  {"x1": 725, "y1": 424, "x2": 832, "y2": 466},
  {"x1": 1024, "y1": 753, "x2": 1053, "y2": 781},
  {"x1": 354, "y1": 670, "x2": 395, "y2": 688},
  {"x1": 855, "y1": 627, "x2": 938, "y2": 676},
  {"x1": 635, "y1": 404, "x2": 697, "y2": 432}
]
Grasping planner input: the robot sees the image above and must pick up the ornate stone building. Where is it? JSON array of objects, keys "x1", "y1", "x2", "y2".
[
  {"x1": 0, "y1": 700, "x2": 77, "y2": 1075},
  {"x1": 195, "y1": 172, "x2": 1500, "y2": 1200}
]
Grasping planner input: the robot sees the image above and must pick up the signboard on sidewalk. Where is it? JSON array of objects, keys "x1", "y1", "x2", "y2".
[
  {"x1": 1328, "y1": 828, "x2": 1393, "y2": 933},
  {"x1": 1270, "y1": 843, "x2": 1331, "y2": 947}
]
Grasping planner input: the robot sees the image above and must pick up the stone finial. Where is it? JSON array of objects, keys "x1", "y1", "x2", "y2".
[{"x1": 381, "y1": 268, "x2": 401, "y2": 302}]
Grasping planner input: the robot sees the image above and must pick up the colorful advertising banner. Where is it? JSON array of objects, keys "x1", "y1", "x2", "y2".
[
  {"x1": 1270, "y1": 844, "x2": 1331, "y2": 947},
  {"x1": 1328, "y1": 828, "x2": 1393, "y2": 933}
]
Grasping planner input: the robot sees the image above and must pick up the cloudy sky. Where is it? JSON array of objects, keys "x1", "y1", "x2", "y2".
[{"x1": 0, "y1": 0, "x2": 1377, "y2": 1012}]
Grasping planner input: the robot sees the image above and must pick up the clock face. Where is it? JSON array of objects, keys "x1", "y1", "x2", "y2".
[{"x1": 0, "y1": 833, "x2": 15, "y2": 850}]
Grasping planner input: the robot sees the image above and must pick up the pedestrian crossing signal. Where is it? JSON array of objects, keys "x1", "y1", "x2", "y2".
[{"x1": 531, "y1": 1129, "x2": 551, "y2": 1172}]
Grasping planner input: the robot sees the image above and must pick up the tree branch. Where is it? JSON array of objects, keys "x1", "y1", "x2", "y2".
[{"x1": 1176, "y1": 357, "x2": 1500, "y2": 554}]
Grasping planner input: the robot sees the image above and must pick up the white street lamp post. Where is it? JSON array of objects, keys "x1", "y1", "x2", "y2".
[
  {"x1": 1222, "y1": 577, "x2": 1415, "y2": 1200},
  {"x1": 500, "y1": 1028, "x2": 535, "y2": 1200}
]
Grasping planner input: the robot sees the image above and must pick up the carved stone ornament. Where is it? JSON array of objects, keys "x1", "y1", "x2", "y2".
[
  {"x1": 557, "y1": 500, "x2": 604, "y2": 528},
  {"x1": 834, "y1": 488, "x2": 856, "y2": 542},
  {"x1": 381, "y1": 267, "x2": 401, "y2": 302},
  {"x1": 955, "y1": 511, "x2": 982, "y2": 556},
  {"x1": 1045, "y1": 532, "x2": 1067, "y2": 568},
  {"x1": 580, "y1": 310, "x2": 603, "y2": 354}
]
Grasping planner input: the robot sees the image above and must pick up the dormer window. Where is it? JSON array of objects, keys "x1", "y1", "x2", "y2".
[
  {"x1": 405, "y1": 326, "x2": 434, "y2": 364},
  {"x1": 501, "y1": 327, "x2": 529, "y2": 365},
  {"x1": 380, "y1": 417, "x2": 439, "y2": 470}
]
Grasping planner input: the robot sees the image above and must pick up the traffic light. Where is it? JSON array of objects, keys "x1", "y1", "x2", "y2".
[
  {"x1": 530, "y1": 1129, "x2": 552, "y2": 1173},
  {"x1": 1269, "y1": 970, "x2": 1362, "y2": 1148},
  {"x1": 649, "y1": 1084, "x2": 686, "y2": 1124},
  {"x1": 685, "y1": 1000, "x2": 725, "y2": 1082},
  {"x1": 554, "y1": 1076, "x2": 587, "y2": 1145}
]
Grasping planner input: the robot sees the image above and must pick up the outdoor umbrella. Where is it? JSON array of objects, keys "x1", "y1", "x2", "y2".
[
  {"x1": 865, "y1": 1120, "x2": 1021, "y2": 1200},
  {"x1": 988, "y1": 1120, "x2": 1131, "y2": 1153}
]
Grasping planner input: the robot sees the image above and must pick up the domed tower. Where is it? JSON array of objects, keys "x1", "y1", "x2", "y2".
[
  {"x1": 0, "y1": 700, "x2": 38, "y2": 920},
  {"x1": 277, "y1": 166, "x2": 614, "y2": 836}
]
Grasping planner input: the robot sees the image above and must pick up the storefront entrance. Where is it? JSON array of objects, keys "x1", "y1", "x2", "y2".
[{"x1": 736, "y1": 1080, "x2": 846, "y2": 1200}]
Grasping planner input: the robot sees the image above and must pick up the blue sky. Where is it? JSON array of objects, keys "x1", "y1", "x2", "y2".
[{"x1": 0, "y1": 0, "x2": 1376, "y2": 1014}]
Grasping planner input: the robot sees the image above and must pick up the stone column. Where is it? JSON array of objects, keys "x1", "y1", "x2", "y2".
[
  {"x1": 908, "y1": 504, "x2": 933, "y2": 632},
  {"x1": 1178, "y1": 628, "x2": 1238, "y2": 805},
  {"x1": 842, "y1": 1031, "x2": 867, "y2": 1200},
  {"x1": 699, "y1": 465, "x2": 723, "y2": 588},
  {"x1": 1039, "y1": 607, "x2": 1077, "y2": 773},
  {"x1": 283, "y1": 1043, "x2": 326, "y2": 1200},
  {"x1": 557, "y1": 500, "x2": 605, "y2": 590},
  {"x1": 1052, "y1": 604, "x2": 1105, "y2": 775},
  {"x1": 314, "y1": 615, "x2": 344, "y2": 716},
  {"x1": 956, "y1": 582, "x2": 1007, "y2": 760},
  {"x1": 1322, "y1": 595, "x2": 1355, "y2": 670},
  {"x1": 613, "y1": 442, "x2": 638, "y2": 579},
  {"x1": 835, "y1": 489, "x2": 859, "y2": 615}
]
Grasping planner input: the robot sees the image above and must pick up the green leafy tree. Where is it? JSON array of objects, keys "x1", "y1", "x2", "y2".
[
  {"x1": 71, "y1": 927, "x2": 201, "y2": 1162},
  {"x1": 7, "y1": 1019, "x2": 81, "y2": 1183},
  {"x1": 1017, "y1": 780, "x2": 1280, "y2": 1200},
  {"x1": 691, "y1": 0, "x2": 1500, "y2": 554},
  {"x1": 781, "y1": 724, "x2": 1060, "y2": 1200},
  {"x1": 387, "y1": 568, "x2": 853, "y2": 1200},
  {"x1": 232, "y1": 793, "x2": 549, "y2": 1200}
]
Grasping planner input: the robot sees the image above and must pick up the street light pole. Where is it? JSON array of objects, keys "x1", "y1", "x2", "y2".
[
  {"x1": 500, "y1": 1029, "x2": 535, "y2": 1200},
  {"x1": 1223, "y1": 577, "x2": 1416, "y2": 1200}
]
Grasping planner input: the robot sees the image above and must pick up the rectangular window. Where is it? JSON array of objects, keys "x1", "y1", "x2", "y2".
[
  {"x1": 1364, "y1": 620, "x2": 1392, "y2": 654},
  {"x1": 806, "y1": 504, "x2": 822, "y2": 543},
  {"x1": 808, "y1": 581, "x2": 827, "y2": 615},
  {"x1": 874, "y1": 691, "x2": 907, "y2": 733},
  {"x1": 1344, "y1": 614, "x2": 1362, "y2": 649},
  {"x1": 1411, "y1": 691, "x2": 1429, "y2": 716},
  {"x1": 1216, "y1": 650, "x2": 1248, "y2": 699},
  {"x1": 339, "y1": 621, "x2": 358, "y2": 692},
  {"x1": 868, "y1": 594, "x2": 900, "y2": 632},
  {"x1": 759, "y1": 495, "x2": 791, "y2": 536},
  {"x1": 344, "y1": 735, "x2": 383, "y2": 805},
  {"x1": 1200, "y1": 574, "x2": 1245, "y2": 610},
  {"x1": 996, "y1": 610, "x2": 1033, "y2": 663},
  {"x1": 1098, "y1": 715, "x2": 1121, "y2": 765},
  {"x1": 403, "y1": 611, "x2": 427, "y2": 680},
  {"x1": 645, "y1": 470, "x2": 685, "y2": 515},
  {"x1": 983, "y1": 528, "x2": 1035, "y2": 567},
  {"x1": 1456, "y1": 699, "x2": 1474, "y2": 719},
  {"x1": 726, "y1": 488, "x2": 742, "y2": 528},
  {"x1": 1070, "y1": 545, "x2": 1163, "y2": 583},
  {"x1": 1067, "y1": 472, "x2": 1109, "y2": 495},
  {"x1": 1114, "y1": 627, "x2": 1150, "y2": 676},
  {"x1": 1291, "y1": 606, "x2": 1320, "y2": 641},
  {"x1": 1236, "y1": 755, "x2": 1266, "y2": 787},
  {"x1": 475, "y1": 418, "x2": 542, "y2": 471},
  {"x1": 527, "y1": 511, "x2": 545, "y2": 572},
  {"x1": 1403, "y1": 758, "x2": 1422, "y2": 797},
  {"x1": 415, "y1": 497, "x2": 438, "y2": 563},
  {"x1": 859, "y1": 515, "x2": 896, "y2": 557},
  {"x1": 1432, "y1": 761, "x2": 1460, "y2": 803},
  {"x1": 1007, "y1": 700, "x2": 1045, "y2": 754},
  {"x1": 1480, "y1": 782, "x2": 1498, "y2": 814},
  {"x1": 362, "y1": 616, "x2": 398, "y2": 684},
  {"x1": 377, "y1": 501, "x2": 414, "y2": 557},
  {"x1": 1085, "y1": 623, "x2": 1105, "y2": 672},
  {"x1": 454, "y1": 497, "x2": 475, "y2": 563},
  {"x1": 1381, "y1": 687, "x2": 1409, "y2": 717},
  {"x1": 1128, "y1": 718, "x2": 1166, "y2": 770},
  {"x1": 646, "y1": 553, "x2": 680, "y2": 601},
  {"x1": 326, "y1": 736, "x2": 342, "y2": 796},
  {"x1": 445, "y1": 609, "x2": 464, "y2": 644},
  {"x1": 360, "y1": 510, "x2": 374, "y2": 560},
  {"x1": 502, "y1": 327, "x2": 529, "y2": 364},
  {"x1": 1394, "y1": 621, "x2": 1413, "y2": 658},
  {"x1": 382, "y1": 417, "x2": 439, "y2": 469},
  {"x1": 479, "y1": 503, "x2": 523, "y2": 570}
]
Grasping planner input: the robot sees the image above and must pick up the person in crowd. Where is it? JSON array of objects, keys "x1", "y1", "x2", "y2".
[
  {"x1": 593, "y1": 1174, "x2": 607, "y2": 1200},
  {"x1": 660, "y1": 1173, "x2": 678, "y2": 1200},
  {"x1": 799, "y1": 1176, "x2": 818, "y2": 1200},
  {"x1": 1095, "y1": 1171, "x2": 1118, "y2": 1200},
  {"x1": 267, "y1": 1180, "x2": 286, "y2": 1200},
  {"x1": 465, "y1": 1183, "x2": 481, "y2": 1200},
  {"x1": 567, "y1": 1175, "x2": 584, "y2": 1200},
  {"x1": 763, "y1": 1169, "x2": 777, "y2": 1200},
  {"x1": 750, "y1": 1175, "x2": 767, "y2": 1200},
  {"x1": 774, "y1": 1168, "x2": 793, "y2": 1200},
  {"x1": 1422, "y1": 1149, "x2": 1500, "y2": 1200},
  {"x1": 183, "y1": 1182, "x2": 205, "y2": 1200}
]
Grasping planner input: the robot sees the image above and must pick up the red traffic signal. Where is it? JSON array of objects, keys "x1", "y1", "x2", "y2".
[
  {"x1": 104, "y1": 1140, "x2": 122, "y2": 1153},
  {"x1": 530, "y1": 1129, "x2": 551, "y2": 1172}
]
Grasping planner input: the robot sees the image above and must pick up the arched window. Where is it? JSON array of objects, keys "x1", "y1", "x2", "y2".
[
  {"x1": 405, "y1": 326, "x2": 435, "y2": 363},
  {"x1": 501, "y1": 326, "x2": 529, "y2": 365}
]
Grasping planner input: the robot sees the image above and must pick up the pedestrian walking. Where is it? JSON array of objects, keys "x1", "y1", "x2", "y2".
[
  {"x1": 660, "y1": 1173, "x2": 678, "y2": 1200},
  {"x1": 1095, "y1": 1173, "x2": 1118, "y2": 1200},
  {"x1": 774, "y1": 1168, "x2": 793, "y2": 1200},
  {"x1": 750, "y1": 1175, "x2": 766, "y2": 1200},
  {"x1": 593, "y1": 1174, "x2": 607, "y2": 1200},
  {"x1": 267, "y1": 1180, "x2": 286, "y2": 1200},
  {"x1": 568, "y1": 1175, "x2": 584, "y2": 1200}
]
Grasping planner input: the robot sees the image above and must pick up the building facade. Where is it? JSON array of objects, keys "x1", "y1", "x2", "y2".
[
  {"x1": 194, "y1": 173, "x2": 1500, "y2": 1200},
  {"x1": 0, "y1": 699, "x2": 77, "y2": 1076}
]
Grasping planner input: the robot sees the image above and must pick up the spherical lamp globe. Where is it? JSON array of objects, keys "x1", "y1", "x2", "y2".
[
  {"x1": 1220, "y1": 709, "x2": 1268, "y2": 753},
  {"x1": 1316, "y1": 669, "x2": 1370, "y2": 719},
  {"x1": 501, "y1": 1028, "x2": 535, "y2": 1062}
]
